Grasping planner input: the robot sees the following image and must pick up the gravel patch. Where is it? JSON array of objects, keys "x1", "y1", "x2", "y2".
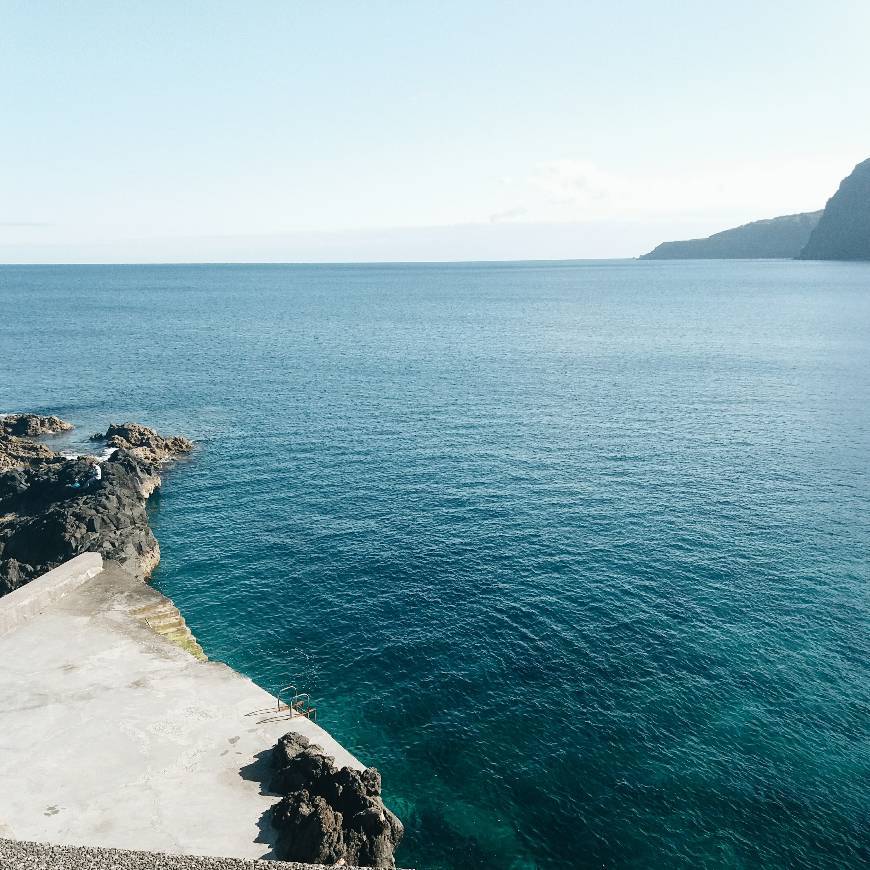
[{"x1": 0, "y1": 839, "x2": 385, "y2": 870}]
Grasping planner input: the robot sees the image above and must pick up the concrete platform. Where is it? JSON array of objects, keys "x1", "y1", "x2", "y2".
[
  {"x1": 0, "y1": 560, "x2": 363, "y2": 861},
  {"x1": 0, "y1": 553, "x2": 103, "y2": 638}
]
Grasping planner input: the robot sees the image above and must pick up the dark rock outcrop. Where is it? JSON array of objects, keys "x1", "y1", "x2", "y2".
[
  {"x1": 269, "y1": 732, "x2": 403, "y2": 868},
  {"x1": 0, "y1": 414, "x2": 75, "y2": 471},
  {"x1": 91, "y1": 422, "x2": 194, "y2": 466},
  {"x1": 799, "y1": 158, "x2": 870, "y2": 260},
  {"x1": 0, "y1": 415, "x2": 191, "y2": 596},
  {"x1": 641, "y1": 211, "x2": 822, "y2": 259},
  {"x1": 0, "y1": 413, "x2": 74, "y2": 438},
  {"x1": 0, "y1": 434, "x2": 59, "y2": 471}
]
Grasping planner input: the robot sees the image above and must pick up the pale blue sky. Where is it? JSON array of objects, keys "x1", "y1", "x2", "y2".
[{"x1": 2, "y1": 0, "x2": 869, "y2": 261}]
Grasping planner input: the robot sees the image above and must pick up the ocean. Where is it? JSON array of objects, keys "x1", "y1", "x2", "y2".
[{"x1": 2, "y1": 260, "x2": 868, "y2": 868}]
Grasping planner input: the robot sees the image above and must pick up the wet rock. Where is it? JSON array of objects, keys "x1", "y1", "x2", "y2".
[{"x1": 269, "y1": 732, "x2": 403, "y2": 868}]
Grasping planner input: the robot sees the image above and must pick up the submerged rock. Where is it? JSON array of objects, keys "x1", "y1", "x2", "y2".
[
  {"x1": 0, "y1": 416, "x2": 190, "y2": 596},
  {"x1": 269, "y1": 732, "x2": 403, "y2": 868}
]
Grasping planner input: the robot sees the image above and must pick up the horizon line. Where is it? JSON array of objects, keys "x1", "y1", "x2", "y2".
[{"x1": 0, "y1": 257, "x2": 645, "y2": 268}]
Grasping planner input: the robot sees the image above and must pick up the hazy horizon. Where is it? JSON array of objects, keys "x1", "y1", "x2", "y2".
[
  {"x1": 2, "y1": 1, "x2": 869, "y2": 263},
  {"x1": 0, "y1": 217, "x2": 797, "y2": 265}
]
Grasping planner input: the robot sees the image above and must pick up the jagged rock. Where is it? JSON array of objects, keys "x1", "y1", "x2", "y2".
[
  {"x1": 0, "y1": 413, "x2": 74, "y2": 438},
  {"x1": 271, "y1": 732, "x2": 337, "y2": 794},
  {"x1": 272, "y1": 792, "x2": 346, "y2": 866},
  {"x1": 0, "y1": 434, "x2": 62, "y2": 472},
  {"x1": 90, "y1": 422, "x2": 193, "y2": 465},
  {"x1": 0, "y1": 415, "x2": 189, "y2": 596},
  {"x1": 269, "y1": 732, "x2": 403, "y2": 868}
]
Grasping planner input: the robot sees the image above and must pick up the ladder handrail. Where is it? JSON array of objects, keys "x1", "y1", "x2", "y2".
[
  {"x1": 276, "y1": 684, "x2": 297, "y2": 712},
  {"x1": 275, "y1": 684, "x2": 317, "y2": 721}
]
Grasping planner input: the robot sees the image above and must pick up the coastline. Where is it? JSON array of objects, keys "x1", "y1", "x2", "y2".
[
  {"x1": 0, "y1": 415, "x2": 404, "y2": 868},
  {"x1": 0, "y1": 415, "x2": 188, "y2": 593}
]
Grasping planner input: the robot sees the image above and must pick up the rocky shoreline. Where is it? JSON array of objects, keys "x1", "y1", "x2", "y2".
[
  {"x1": 0, "y1": 413, "x2": 404, "y2": 869},
  {"x1": 0, "y1": 413, "x2": 192, "y2": 596}
]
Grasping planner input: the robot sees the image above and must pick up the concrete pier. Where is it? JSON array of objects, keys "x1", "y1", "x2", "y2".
[
  {"x1": 0, "y1": 553, "x2": 103, "y2": 637},
  {"x1": 0, "y1": 557, "x2": 365, "y2": 862}
]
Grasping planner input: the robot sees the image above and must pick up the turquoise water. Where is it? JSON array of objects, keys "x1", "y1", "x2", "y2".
[{"x1": 1, "y1": 260, "x2": 869, "y2": 868}]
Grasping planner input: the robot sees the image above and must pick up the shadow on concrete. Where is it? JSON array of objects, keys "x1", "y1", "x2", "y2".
[
  {"x1": 254, "y1": 806, "x2": 279, "y2": 861},
  {"x1": 239, "y1": 748, "x2": 276, "y2": 794},
  {"x1": 239, "y1": 749, "x2": 280, "y2": 860}
]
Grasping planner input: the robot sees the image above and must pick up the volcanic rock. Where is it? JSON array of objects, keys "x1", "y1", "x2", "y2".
[
  {"x1": 0, "y1": 415, "x2": 189, "y2": 596},
  {"x1": 0, "y1": 413, "x2": 74, "y2": 438},
  {"x1": 0, "y1": 435, "x2": 60, "y2": 472},
  {"x1": 269, "y1": 732, "x2": 403, "y2": 868},
  {"x1": 91, "y1": 422, "x2": 194, "y2": 465}
]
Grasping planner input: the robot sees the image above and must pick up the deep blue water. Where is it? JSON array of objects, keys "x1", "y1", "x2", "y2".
[{"x1": 2, "y1": 260, "x2": 869, "y2": 869}]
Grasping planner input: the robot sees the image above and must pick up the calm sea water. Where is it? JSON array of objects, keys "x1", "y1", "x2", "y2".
[{"x1": 2, "y1": 260, "x2": 868, "y2": 869}]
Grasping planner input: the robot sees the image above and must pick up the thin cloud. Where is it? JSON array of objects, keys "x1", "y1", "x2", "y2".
[
  {"x1": 520, "y1": 156, "x2": 853, "y2": 221},
  {"x1": 489, "y1": 207, "x2": 528, "y2": 223}
]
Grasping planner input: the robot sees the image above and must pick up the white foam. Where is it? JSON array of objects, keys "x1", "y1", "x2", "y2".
[{"x1": 59, "y1": 447, "x2": 118, "y2": 463}]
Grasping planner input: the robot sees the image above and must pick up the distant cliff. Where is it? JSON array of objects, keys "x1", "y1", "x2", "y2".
[
  {"x1": 798, "y1": 158, "x2": 870, "y2": 260},
  {"x1": 641, "y1": 212, "x2": 821, "y2": 259}
]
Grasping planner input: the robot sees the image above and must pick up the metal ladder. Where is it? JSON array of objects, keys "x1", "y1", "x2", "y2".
[{"x1": 276, "y1": 684, "x2": 317, "y2": 722}]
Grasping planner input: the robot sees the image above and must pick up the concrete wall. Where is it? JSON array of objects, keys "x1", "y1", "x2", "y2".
[{"x1": 0, "y1": 553, "x2": 103, "y2": 637}]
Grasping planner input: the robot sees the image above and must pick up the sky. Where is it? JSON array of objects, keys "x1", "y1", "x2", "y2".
[{"x1": 1, "y1": 0, "x2": 869, "y2": 263}]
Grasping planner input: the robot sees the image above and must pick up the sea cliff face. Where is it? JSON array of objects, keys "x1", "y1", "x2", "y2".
[
  {"x1": 641, "y1": 211, "x2": 821, "y2": 259},
  {"x1": 798, "y1": 158, "x2": 870, "y2": 261},
  {"x1": 0, "y1": 415, "x2": 192, "y2": 595}
]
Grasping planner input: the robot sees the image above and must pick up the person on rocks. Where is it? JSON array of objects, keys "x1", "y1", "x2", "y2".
[
  {"x1": 66, "y1": 460, "x2": 102, "y2": 491},
  {"x1": 85, "y1": 461, "x2": 102, "y2": 489}
]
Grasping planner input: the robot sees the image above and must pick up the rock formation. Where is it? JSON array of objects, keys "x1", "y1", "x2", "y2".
[
  {"x1": 269, "y1": 732, "x2": 403, "y2": 868},
  {"x1": 91, "y1": 422, "x2": 194, "y2": 465},
  {"x1": 0, "y1": 414, "x2": 191, "y2": 596},
  {"x1": 641, "y1": 211, "x2": 822, "y2": 259},
  {"x1": 0, "y1": 433, "x2": 58, "y2": 471},
  {"x1": 0, "y1": 413, "x2": 73, "y2": 438},
  {"x1": 0, "y1": 414, "x2": 74, "y2": 472},
  {"x1": 798, "y1": 158, "x2": 870, "y2": 260}
]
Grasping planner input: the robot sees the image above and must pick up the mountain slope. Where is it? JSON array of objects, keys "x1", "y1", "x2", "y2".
[
  {"x1": 798, "y1": 158, "x2": 870, "y2": 260},
  {"x1": 641, "y1": 211, "x2": 822, "y2": 260}
]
